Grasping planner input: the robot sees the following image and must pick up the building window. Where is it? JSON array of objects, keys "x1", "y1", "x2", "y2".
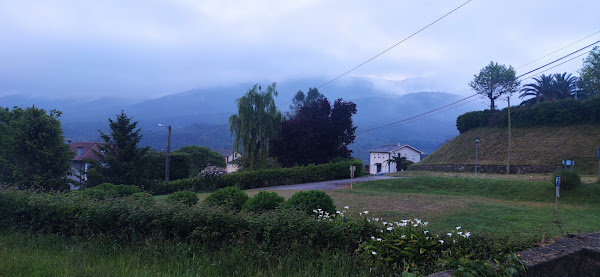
[{"x1": 77, "y1": 147, "x2": 83, "y2": 156}]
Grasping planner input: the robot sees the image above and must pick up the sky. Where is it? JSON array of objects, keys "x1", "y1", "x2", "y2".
[{"x1": 1, "y1": 0, "x2": 599, "y2": 101}]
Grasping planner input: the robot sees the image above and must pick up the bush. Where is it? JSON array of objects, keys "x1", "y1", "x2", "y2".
[
  {"x1": 552, "y1": 170, "x2": 581, "y2": 190},
  {"x1": 243, "y1": 191, "x2": 285, "y2": 213},
  {"x1": 284, "y1": 190, "x2": 336, "y2": 215},
  {"x1": 166, "y1": 191, "x2": 198, "y2": 206},
  {"x1": 131, "y1": 192, "x2": 155, "y2": 203},
  {"x1": 147, "y1": 159, "x2": 365, "y2": 195},
  {"x1": 78, "y1": 183, "x2": 141, "y2": 199},
  {"x1": 204, "y1": 187, "x2": 249, "y2": 212},
  {"x1": 456, "y1": 97, "x2": 600, "y2": 133}
]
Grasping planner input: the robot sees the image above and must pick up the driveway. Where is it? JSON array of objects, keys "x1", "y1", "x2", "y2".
[{"x1": 247, "y1": 175, "x2": 399, "y2": 191}]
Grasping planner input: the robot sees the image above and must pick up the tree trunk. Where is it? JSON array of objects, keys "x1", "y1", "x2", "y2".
[{"x1": 490, "y1": 98, "x2": 495, "y2": 111}]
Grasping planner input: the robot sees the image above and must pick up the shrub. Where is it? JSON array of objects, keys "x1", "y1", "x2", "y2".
[
  {"x1": 204, "y1": 187, "x2": 249, "y2": 212},
  {"x1": 552, "y1": 170, "x2": 581, "y2": 190},
  {"x1": 131, "y1": 192, "x2": 155, "y2": 203},
  {"x1": 284, "y1": 190, "x2": 336, "y2": 215},
  {"x1": 243, "y1": 191, "x2": 285, "y2": 213},
  {"x1": 166, "y1": 191, "x2": 198, "y2": 206}
]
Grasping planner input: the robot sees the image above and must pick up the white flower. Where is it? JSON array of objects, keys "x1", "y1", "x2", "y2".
[
  {"x1": 415, "y1": 219, "x2": 421, "y2": 224},
  {"x1": 383, "y1": 221, "x2": 387, "y2": 225},
  {"x1": 374, "y1": 218, "x2": 379, "y2": 222},
  {"x1": 439, "y1": 240, "x2": 444, "y2": 244},
  {"x1": 465, "y1": 232, "x2": 471, "y2": 238},
  {"x1": 371, "y1": 251, "x2": 377, "y2": 255},
  {"x1": 456, "y1": 226, "x2": 461, "y2": 230},
  {"x1": 313, "y1": 209, "x2": 318, "y2": 214},
  {"x1": 336, "y1": 211, "x2": 341, "y2": 214},
  {"x1": 399, "y1": 223, "x2": 407, "y2": 227},
  {"x1": 401, "y1": 219, "x2": 409, "y2": 223},
  {"x1": 447, "y1": 233, "x2": 452, "y2": 236},
  {"x1": 453, "y1": 239, "x2": 456, "y2": 244},
  {"x1": 359, "y1": 212, "x2": 363, "y2": 216},
  {"x1": 426, "y1": 236, "x2": 430, "y2": 240},
  {"x1": 371, "y1": 236, "x2": 375, "y2": 240},
  {"x1": 424, "y1": 230, "x2": 429, "y2": 234},
  {"x1": 363, "y1": 211, "x2": 369, "y2": 214},
  {"x1": 423, "y1": 222, "x2": 429, "y2": 226},
  {"x1": 380, "y1": 230, "x2": 383, "y2": 233},
  {"x1": 344, "y1": 205, "x2": 349, "y2": 209},
  {"x1": 457, "y1": 232, "x2": 463, "y2": 235},
  {"x1": 387, "y1": 227, "x2": 393, "y2": 231},
  {"x1": 401, "y1": 235, "x2": 406, "y2": 238},
  {"x1": 376, "y1": 238, "x2": 382, "y2": 241},
  {"x1": 413, "y1": 224, "x2": 418, "y2": 227},
  {"x1": 318, "y1": 208, "x2": 322, "y2": 212},
  {"x1": 367, "y1": 219, "x2": 371, "y2": 222}
]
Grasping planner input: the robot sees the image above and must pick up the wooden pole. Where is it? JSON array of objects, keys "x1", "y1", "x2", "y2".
[
  {"x1": 165, "y1": 125, "x2": 171, "y2": 182},
  {"x1": 506, "y1": 96, "x2": 511, "y2": 174}
]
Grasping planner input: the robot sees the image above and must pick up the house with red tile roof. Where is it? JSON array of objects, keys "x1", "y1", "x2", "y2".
[{"x1": 68, "y1": 141, "x2": 104, "y2": 189}]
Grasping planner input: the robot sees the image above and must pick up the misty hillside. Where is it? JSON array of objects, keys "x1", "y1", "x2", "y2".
[{"x1": 0, "y1": 79, "x2": 485, "y2": 164}]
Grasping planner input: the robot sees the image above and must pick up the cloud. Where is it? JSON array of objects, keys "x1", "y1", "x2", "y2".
[{"x1": 0, "y1": 0, "x2": 598, "y2": 99}]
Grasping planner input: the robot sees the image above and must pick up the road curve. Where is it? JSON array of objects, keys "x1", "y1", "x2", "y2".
[{"x1": 247, "y1": 175, "x2": 399, "y2": 191}]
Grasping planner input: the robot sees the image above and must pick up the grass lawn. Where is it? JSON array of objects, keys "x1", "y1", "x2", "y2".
[{"x1": 325, "y1": 176, "x2": 600, "y2": 243}]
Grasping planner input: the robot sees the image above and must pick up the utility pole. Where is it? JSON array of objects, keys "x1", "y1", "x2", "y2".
[
  {"x1": 165, "y1": 125, "x2": 171, "y2": 182},
  {"x1": 506, "y1": 96, "x2": 512, "y2": 174}
]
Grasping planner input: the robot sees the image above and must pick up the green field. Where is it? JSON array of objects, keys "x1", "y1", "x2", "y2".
[{"x1": 3, "y1": 175, "x2": 599, "y2": 276}]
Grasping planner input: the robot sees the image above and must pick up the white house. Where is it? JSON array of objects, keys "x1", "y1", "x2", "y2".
[
  {"x1": 369, "y1": 142, "x2": 424, "y2": 175},
  {"x1": 213, "y1": 148, "x2": 242, "y2": 173},
  {"x1": 68, "y1": 141, "x2": 104, "y2": 189}
]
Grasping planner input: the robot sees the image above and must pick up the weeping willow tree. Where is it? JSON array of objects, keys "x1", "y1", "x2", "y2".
[{"x1": 229, "y1": 83, "x2": 282, "y2": 171}]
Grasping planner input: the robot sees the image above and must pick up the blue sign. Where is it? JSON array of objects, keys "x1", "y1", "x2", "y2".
[
  {"x1": 555, "y1": 176, "x2": 560, "y2": 198},
  {"x1": 562, "y1": 160, "x2": 574, "y2": 166},
  {"x1": 597, "y1": 147, "x2": 600, "y2": 159}
]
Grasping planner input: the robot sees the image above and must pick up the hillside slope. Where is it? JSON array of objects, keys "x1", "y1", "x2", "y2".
[{"x1": 419, "y1": 125, "x2": 600, "y2": 173}]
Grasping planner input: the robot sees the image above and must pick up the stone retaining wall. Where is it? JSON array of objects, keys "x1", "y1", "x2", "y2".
[{"x1": 409, "y1": 164, "x2": 560, "y2": 174}]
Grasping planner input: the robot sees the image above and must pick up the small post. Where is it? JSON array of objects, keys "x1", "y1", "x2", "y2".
[
  {"x1": 555, "y1": 176, "x2": 560, "y2": 223},
  {"x1": 165, "y1": 125, "x2": 171, "y2": 182},
  {"x1": 349, "y1": 166, "x2": 356, "y2": 189},
  {"x1": 597, "y1": 147, "x2": 600, "y2": 179},
  {"x1": 475, "y1": 137, "x2": 480, "y2": 175}
]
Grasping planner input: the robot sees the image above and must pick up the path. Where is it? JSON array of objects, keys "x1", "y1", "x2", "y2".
[{"x1": 247, "y1": 175, "x2": 399, "y2": 191}]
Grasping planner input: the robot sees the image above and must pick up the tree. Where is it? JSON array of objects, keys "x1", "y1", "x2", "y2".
[
  {"x1": 578, "y1": 46, "x2": 600, "y2": 98},
  {"x1": 385, "y1": 154, "x2": 413, "y2": 171},
  {"x1": 519, "y1": 74, "x2": 554, "y2": 107},
  {"x1": 270, "y1": 95, "x2": 357, "y2": 167},
  {"x1": 229, "y1": 83, "x2": 282, "y2": 171},
  {"x1": 289, "y1": 87, "x2": 325, "y2": 115},
  {"x1": 552, "y1": 72, "x2": 578, "y2": 99},
  {"x1": 0, "y1": 106, "x2": 73, "y2": 190},
  {"x1": 173, "y1": 145, "x2": 226, "y2": 175},
  {"x1": 88, "y1": 111, "x2": 149, "y2": 186},
  {"x1": 469, "y1": 61, "x2": 520, "y2": 111}
]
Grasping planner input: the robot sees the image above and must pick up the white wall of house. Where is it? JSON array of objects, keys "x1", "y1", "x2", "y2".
[
  {"x1": 225, "y1": 153, "x2": 242, "y2": 173},
  {"x1": 369, "y1": 146, "x2": 422, "y2": 175}
]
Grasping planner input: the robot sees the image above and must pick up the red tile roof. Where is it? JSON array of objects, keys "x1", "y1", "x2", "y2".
[{"x1": 69, "y1": 142, "x2": 105, "y2": 161}]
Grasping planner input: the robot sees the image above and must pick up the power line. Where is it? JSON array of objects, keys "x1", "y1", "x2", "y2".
[
  {"x1": 356, "y1": 41, "x2": 599, "y2": 134},
  {"x1": 516, "y1": 40, "x2": 599, "y2": 79},
  {"x1": 317, "y1": 0, "x2": 473, "y2": 90},
  {"x1": 516, "y1": 30, "x2": 600, "y2": 70},
  {"x1": 520, "y1": 50, "x2": 591, "y2": 82}
]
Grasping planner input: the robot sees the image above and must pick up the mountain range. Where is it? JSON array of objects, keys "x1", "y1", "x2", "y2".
[{"x1": 0, "y1": 78, "x2": 486, "y2": 165}]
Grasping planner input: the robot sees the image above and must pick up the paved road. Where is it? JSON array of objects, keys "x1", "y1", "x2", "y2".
[{"x1": 247, "y1": 175, "x2": 399, "y2": 191}]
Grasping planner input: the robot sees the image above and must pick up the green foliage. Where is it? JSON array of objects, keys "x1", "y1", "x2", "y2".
[
  {"x1": 451, "y1": 253, "x2": 527, "y2": 277},
  {"x1": 173, "y1": 145, "x2": 226, "y2": 175},
  {"x1": 385, "y1": 154, "x2": 413, "y2": 171},
  {"x1": 147, "y1": 159, "x2": 364, "y2": 195},
  {"x1": 204, "y1": 186, "x2": 249, "y2": 212},
  {"x1": 166, "y1": 190, "x2": 198, "y2": 206},
  {"x1": 145, "y1": 151, "x2": 192, "y2": 181},
  {"x1": 519, "y1": 73, "x2": 577, "y2": 107},
  {"x1": 579, "y1": 46, "x2": 600, "y2": 98},
  {"x1": 88, "y1": 111, "x2": 150, "y2": 186},
  {"x1": 284, "y1": 190, "x2": 336, "y2": 215},
  {"x1": 130, "y1": 192, "x2": 155, "y2": 203},
  {"x1": 469, "y1": 61, "x2": 520, "y2": 111},
  {"x1": 456, "y1": 97, "x2": 600, "y2": 133},
  {"x1": 0, "y1": 106, "x2": 73, "y2": 190},
  {"x1": 76, "y1": 183, "x2": 141, "y2": 199},
  {"x1": 552, "y1": 170, "x2": 581, "y2": 190},
  {"x1": 229, "y1": 83, "x2": 282, "y2": 170},
  {"x1": 243, "y1": 190, "x2": 285, "y2": 213}
]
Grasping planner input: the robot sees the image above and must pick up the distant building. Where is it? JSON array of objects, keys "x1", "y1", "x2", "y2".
[
  {"x1": 213, "y1": 148, "x2": 242, "y2": 173},
  {"x1": 68, "y1": 141, "x2": 104, "y2": 189},
  {"x1": 369, "y1": 142, "x2": 424, "y2": 175}
]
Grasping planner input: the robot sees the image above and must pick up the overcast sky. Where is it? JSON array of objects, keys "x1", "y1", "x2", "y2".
[{"x1": 1, "y1": 0, "x2": 598, "y2": 100}]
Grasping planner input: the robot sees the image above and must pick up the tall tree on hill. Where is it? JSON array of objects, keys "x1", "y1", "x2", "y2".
[
  {"x1": 229, "y1": 83, "x2": 282, "y2": 171},
  {"x1": 519, "y1": 74, "x2": 555, "y2": 107},
  {"x1": 270, "y1": 95, "x2": 357, "y2": 167},
  {"x1": 0, "y1": 106, "x2": 73, "y2": 190},
  {"x1": 88, "y1": 111, "x2": 149, "y2": 186},
  {"x1": 578, "y1": 46, "x2": 600, "y2": 98},
  {"x1": 469, "y1": 61, "x2": 520, "y2": 111}
]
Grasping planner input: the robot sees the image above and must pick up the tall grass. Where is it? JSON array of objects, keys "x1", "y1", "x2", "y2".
[{"x1": 0, "y1": 232, "x2": 374, "y2": 277}]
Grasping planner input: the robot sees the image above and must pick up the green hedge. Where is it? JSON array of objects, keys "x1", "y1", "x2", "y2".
[
  {"x1": 456, "y1": 97, "x2": 600, "y2": 133},
  {"x1": 147, "y1": 159, "x2": 364, "y2": 195},
  {"x1": 0, "y1": 189, "x2": 376, "y2": 253}
]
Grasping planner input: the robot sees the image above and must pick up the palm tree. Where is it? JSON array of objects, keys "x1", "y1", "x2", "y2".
[
  {"x1": 519, "y1": 74, "x2": 554, "y2": 107},
  {"x1": 552, "y1": 72, "x2": 578, "y2": 99}
]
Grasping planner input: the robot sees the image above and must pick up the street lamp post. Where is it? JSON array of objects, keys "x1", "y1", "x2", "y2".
[
  {"x1": 475, "y1": 137, "x2": 480, "y2": 175},
  {"x1": 159, "y1": 124, "x2": 172, "y2": 182}
]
